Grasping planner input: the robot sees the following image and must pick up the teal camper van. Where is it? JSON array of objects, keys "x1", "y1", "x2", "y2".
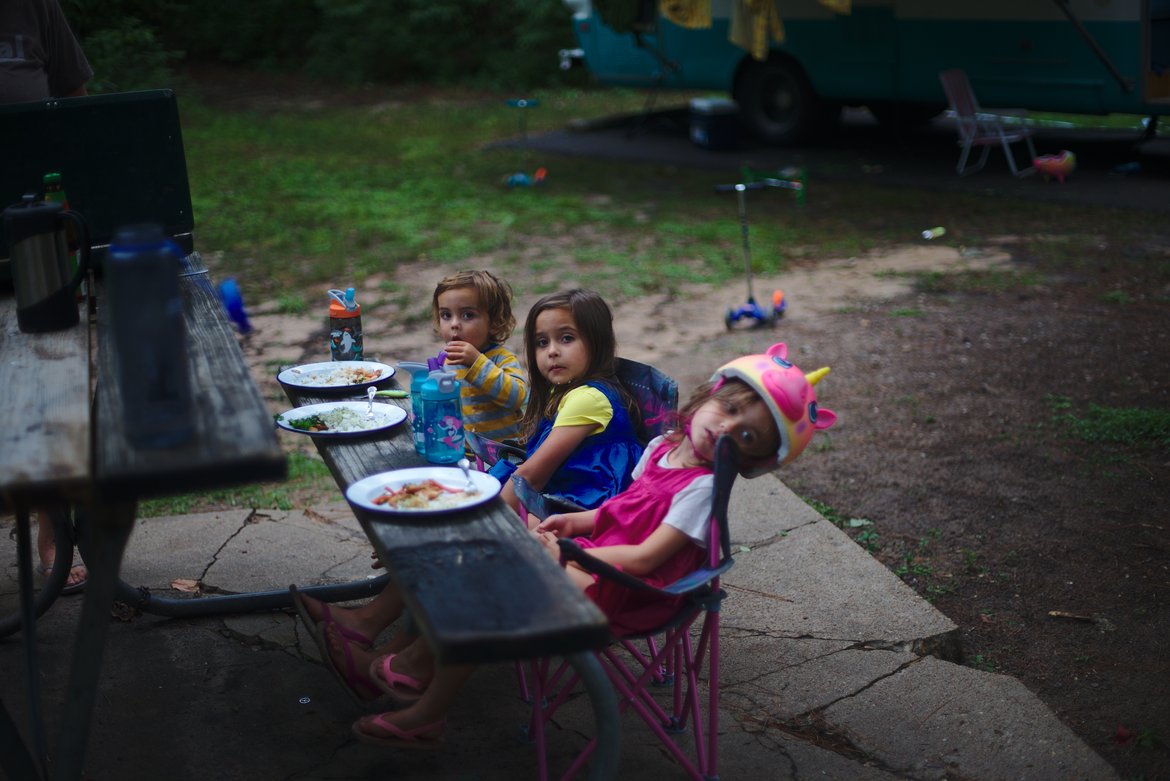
[{"x1": 562, "y1": 0, "x2": 1170, "y2": 143}]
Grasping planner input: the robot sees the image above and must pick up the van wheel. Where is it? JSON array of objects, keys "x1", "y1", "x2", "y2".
[{"x1": 736, "y1": 57, "x2": 826, "y2": 145}]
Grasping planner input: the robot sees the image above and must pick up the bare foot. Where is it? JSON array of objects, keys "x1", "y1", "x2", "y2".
[{"x1": 38, "y1": 558, "x2": 87, "y2": 594}]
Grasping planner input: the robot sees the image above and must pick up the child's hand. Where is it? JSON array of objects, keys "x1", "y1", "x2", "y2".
[
  {"x1": 443, "y1": 340, "x2": 481, "y2": 368},
  {"x1": 536, "y1": 514, "x2": 572, "y2": 537},
  {"x1": 532, "y1": 529, "x2": 560, "y2": 560}
]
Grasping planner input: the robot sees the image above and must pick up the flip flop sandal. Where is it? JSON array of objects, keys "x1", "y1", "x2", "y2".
[
  {"x1": 352, "y1": 714, "x2": 445, "y2": 749},
  {"x1": 38, "y1": 562, "x2": 87, "y2": 596},
  {"x1": 289, "y1": 584, "x2": 375, "y2": 647},
  {"x1": 368, "y1": 653, "x2": 426, "y2": 703},
  {"x1": 314, "y1": 622, "x2": 386, "y2": 710}
]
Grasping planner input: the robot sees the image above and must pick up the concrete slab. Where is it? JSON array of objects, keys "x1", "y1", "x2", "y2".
[
  {"x1": 0, "y1": 482, "x2": 1117, "y2": 779},
  {"x1": 726, "y1": 475, "x2": 960, "y2": 657},
  {"x1": 822, "y1": 656, "x2": 1121, "y2": 780}
]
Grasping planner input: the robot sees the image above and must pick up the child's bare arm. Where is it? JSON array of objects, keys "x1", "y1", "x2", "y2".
[{"x1": 584, "y1": 524, "x2": 692, "y2": 577}]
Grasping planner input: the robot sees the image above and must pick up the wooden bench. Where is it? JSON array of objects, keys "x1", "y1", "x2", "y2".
[{"x1": 280, "y1": 383, "x2": 621, "y2": 776}]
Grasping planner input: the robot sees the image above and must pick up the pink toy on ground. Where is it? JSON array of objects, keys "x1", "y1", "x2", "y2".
[{"x1": 1033, "y1": 150, "x2": 1077, "y2": 183}]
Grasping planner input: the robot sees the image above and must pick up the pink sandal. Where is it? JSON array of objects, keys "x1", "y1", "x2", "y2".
[
  {"x1": 352, "y1": 713, "x2": 445, "y2": 749},
  {"x1": 316, "y1": 623, "x2": 384, "y2": 708},
  {"x1": 289, "y1": 584, "x2": 375, "y2": 647},
  {"x1": 368, "y1": 653, "x2": 427, "y2": 702}
]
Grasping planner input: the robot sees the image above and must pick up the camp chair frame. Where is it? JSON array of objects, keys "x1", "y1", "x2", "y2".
[
  {"x1": 524, "y1": 435, "x2": 740, "y2": 781},
  {"x1": 939, "y1": 68, "x2": 1037, "y2": 177}
]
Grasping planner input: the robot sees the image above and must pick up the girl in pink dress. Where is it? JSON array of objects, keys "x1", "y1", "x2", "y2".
[{"x1": 533, "y1": 341, "x2": 836, "y2": 635}]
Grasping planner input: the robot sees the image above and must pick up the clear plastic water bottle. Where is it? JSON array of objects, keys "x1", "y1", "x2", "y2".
[
  {"x1": 421, "y1": 369, "x2": 463, "y2": 464},
  {"x1": 106, "y1": 223, "x2": 193, "y2": 448},
  {"x1": 397, "y1": 361, "x2": 430, "y2": 454}
]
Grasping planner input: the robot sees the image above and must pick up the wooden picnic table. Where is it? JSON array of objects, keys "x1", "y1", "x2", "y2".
[
  {"x1": 0, "y1": 252, "x2": 286, "y2": 780},
  {"x1": 280, "y1": 381, "x2": 621, "y2": 778}
]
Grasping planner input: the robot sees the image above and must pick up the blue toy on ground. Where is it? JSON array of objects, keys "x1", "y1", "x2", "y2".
[{"x1": 715, "y1": 181, "x2": 791, "y2": 329}]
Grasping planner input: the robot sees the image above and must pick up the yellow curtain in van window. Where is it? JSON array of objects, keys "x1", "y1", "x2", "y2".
[
  {"x1": 818, "y1": 0, "x2": 851, "y2": 13},
  {"x1": 661, "y1": 1, "x2": 853, "y2": 61},
  {"x1": 660, "y1": 0, "x2": 711, "y2": 29},
  {"x1": 731, "y1": 0, "x2": 786, "y2": 59}
]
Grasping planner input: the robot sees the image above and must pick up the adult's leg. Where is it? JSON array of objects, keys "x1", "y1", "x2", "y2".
[{"x1": 35, "y1": 508, "x2": 86, "y2": 592}]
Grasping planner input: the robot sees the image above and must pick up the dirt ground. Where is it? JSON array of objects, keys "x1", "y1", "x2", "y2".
[{"x1": 188, "y1": 68, "x2": 1169, "y2": 779}]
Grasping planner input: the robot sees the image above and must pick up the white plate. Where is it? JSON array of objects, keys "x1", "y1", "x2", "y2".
[
  {"x1": 277, "y1": 361, "x2": 395, "y2": 392},
  {"x1": 346, "y1": 466, "x2": 501, "y2": 517},
  {"x1": 274, "y1": 401, "x2": 407, "y2": 437}
]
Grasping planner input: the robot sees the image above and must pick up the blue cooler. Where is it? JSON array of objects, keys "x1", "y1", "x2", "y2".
[{"x1": 689, "y1": 98, "x2": 739, "y2": 150}]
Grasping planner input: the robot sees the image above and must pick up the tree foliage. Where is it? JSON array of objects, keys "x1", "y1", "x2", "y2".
[{"x1": 63, "y1": 0, "x2": 578, "y2": 90}]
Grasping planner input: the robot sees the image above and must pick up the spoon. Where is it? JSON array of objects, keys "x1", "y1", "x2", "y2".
[
  {"x1": 457, "y1": 458, "x2": 475, "y2": 491},
  {"x1": 366, "y1": 386, "x2": 377, "y2": 420}
]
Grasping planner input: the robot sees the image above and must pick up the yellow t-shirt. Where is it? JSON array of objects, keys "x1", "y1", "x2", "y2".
[{"x1": 551, "y1": 385, "x2": 613, "y2": 435}]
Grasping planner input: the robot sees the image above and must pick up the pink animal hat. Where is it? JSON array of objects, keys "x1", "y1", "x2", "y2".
[{"x1": 710, "y1": 342, "x2": 837, "y2": 476}]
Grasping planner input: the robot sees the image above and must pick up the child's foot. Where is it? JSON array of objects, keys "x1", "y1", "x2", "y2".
[
  {"x1": 368, "y1": 653, "x2": 429, "y2": 703},
  {"x1": 290, "y1": 586, "x2": 377, "y2": 647},
  {"x1": 320, "y1": 623, "x2": 385, "y2": 705},
  {"x1": 352, "y1": 712, "x2": 445, "y2": 749}
]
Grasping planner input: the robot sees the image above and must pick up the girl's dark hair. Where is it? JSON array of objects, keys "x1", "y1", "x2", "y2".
[
  {"x1": 431, "y1": 269, "x2": 517, "y2": 344},
  {"x1": 521, "y1": 289, "x2": 635, "y2": 438}
]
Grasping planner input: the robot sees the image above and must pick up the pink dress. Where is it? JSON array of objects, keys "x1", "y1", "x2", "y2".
[{"x1": 576, "y1": 440, "x2": 713, "y2": 636}]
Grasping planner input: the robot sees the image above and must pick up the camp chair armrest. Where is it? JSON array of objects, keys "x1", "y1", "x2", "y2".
[
  {"x1": 513, "y1": 475, "x2": 587, "y2": 521},
  {"x1": 466, "y1": 430, "x2": 526, "y2": 467}
]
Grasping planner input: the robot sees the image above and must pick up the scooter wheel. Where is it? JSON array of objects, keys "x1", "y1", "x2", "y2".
[{"x1": 724, "y1": 312, "x2": 735, "y2": 331}]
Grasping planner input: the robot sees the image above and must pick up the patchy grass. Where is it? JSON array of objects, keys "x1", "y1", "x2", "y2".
[
  {"x1": 1048, "y1": 395, "x2": 1170, "y2": 452},
  {"x1": 137, "y1": 452, "x2": 334, "y2": 517}
]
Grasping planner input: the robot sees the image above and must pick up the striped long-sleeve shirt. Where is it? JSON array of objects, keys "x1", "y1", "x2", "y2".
[{"x1": 454, "y1": 344, "x2": 527, "y2": 441}]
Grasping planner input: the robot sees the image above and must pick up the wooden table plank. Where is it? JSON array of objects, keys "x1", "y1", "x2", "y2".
[
  {"x1": 94, "y1": 254, "x2": 286, "y2": 499},
  {"x1": 283, "y1": 386, "x2": 611, "y2": 666},
  {"x1": 0, "y1": 294, "x2": 90, "y2": 502}
]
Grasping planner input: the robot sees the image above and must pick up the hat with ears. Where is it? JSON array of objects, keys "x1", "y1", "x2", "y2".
[{"x1": 710, "y1": 342, "x2": 837, "y2": 477}]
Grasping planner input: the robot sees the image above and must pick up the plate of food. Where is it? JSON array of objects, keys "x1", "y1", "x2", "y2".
[
  {"x1": 277, "y1": 361, "x2": 395, "y2": 392},
  {"x1": 346, "y1": 466, "x2": 501, "y2": 517},
  {"x1": 274, "y1": 401, "x2": 407, "y2": 437}
]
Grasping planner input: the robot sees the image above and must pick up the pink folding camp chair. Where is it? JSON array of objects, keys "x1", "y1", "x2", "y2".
[
  {"x1": 939, "y1": 68, "x2": 1037, "y2": 177},
  {"x1": 521, "y1": 435, "x2": 741, "y2": 781}
]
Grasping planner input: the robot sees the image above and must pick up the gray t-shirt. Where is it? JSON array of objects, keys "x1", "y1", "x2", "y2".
[{"x1": 0, "y1": 0, "x2": 92, "y2": 104}]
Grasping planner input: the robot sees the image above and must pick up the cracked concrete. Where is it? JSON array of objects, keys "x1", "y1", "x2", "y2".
[{"x1": 0, "y1": 477, "x2": 1117, "y2": 779}]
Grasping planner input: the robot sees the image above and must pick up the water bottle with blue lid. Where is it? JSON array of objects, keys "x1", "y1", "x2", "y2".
[
  {"x1": 398, "y1": 361, "x2": 430, "y2": 454},
  {"x1": 421, "y1": 369, "x2": 463, "y2": 464}
]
